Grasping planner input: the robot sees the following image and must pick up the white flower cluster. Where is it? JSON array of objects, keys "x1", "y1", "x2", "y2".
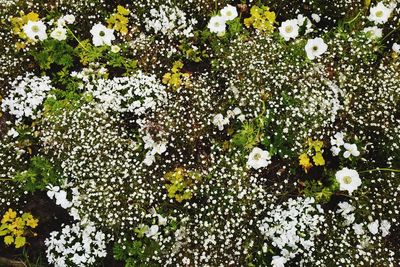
[
  {"x1": 144, "y1": 4, "x2": 197, "y2": 38},
  {"x1": 45, "y1": 222, "x2": 107, "y2": 267},
  {"x1": 212, "y1": 107, "x2": 243, "y2": 131},
  {"x1": 87, "y1": 72, "x2": 167, "y2": 118},
  {"x1": 142, "y1": 133, "x2": 168, "y2": 166},
  {"x1": 47, "y1": 184, "x2": 82, "y2": 221},
  {"x1": 279, "y1": 14, "x2": 313, "y2": 41},
  {"x1": 330, "y1": 132, "x2": 360, "y2": 158},
  {"x1": 336, "y1": 201, "x2": 391, "y2": 238},
  {"x1": 259, "y1": 197, "x2": 325, "y2": 264},
  {"x1": 363, "y1": 2, "x2": 396, "y2": 40},
  {"x1": 1, "y1": 73, "x2": 53, "y2": 122},
  {"x1": 50, "y1": 14, "x2": 75, "y2": 41},
  {"x1": 208, "y1": 5, "x2": 238, "y2": 34}
]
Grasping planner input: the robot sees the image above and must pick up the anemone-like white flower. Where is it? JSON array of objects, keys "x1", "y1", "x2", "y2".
[
  {"x1": 50, "y1": 27, "x2": 67, "y2": 41},
  {"x1": 208, "y1": 15, "x2": 226, "y2": 34},
  {"x1": 220, "y1": 5, "x2": 238, "y2": 21},
  {"x1": 343, "y1": 143, "x2": 360, "y2": 158},
  {"x1": 63, "y1": 14, "x2": 75, "y2": 24},
  {"x1": 363, "y1": 26, "x2": 383, "y2": 39},
  {"x1": 111, "y1": 45, "x2": 121, "y2": 53},
  {"x1": 279, "y1": 19, "x2": 299, "y2": 41},
  {"x1": 305, "y1": 37, "x2": 328, "y2": 60},
  {"x1": 90, "y1": 23, "x2": 115, "y2": 46},
  {"x1": 368, "y1": 2, "x2": 392, "y2": 24},
  {"x1": 247, "y1": 147, "x2": 271, "y2": 170},
  {"x1": 23, "y1": 20, "x2": 48, "y2": 41},
  {"x1": 335, "y1": 168, "x2": 361, "y2": 194}
]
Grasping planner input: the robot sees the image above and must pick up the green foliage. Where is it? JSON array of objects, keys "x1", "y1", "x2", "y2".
[
  {"x1": 113, "y1": 239, "x2": 160, "y2": 267},
  {"x1": 31, "y1": 39, "x2": 74, "y2": 70},
  {"x1": 43, "y1": 89, "x2": 87, "y2": 119},
  {"x1": 14, "y1": 156, "x2": 61, "y2": 192},
  {"x1": 231, "y1": 118, "x2": 264, "y2": 151},
  {"x1": 164, "y1": 168, "x2": 201, "y2": 202},
  {"x1": 74, "y1": 39, "x2": 108, "y2": 66},
  {"x1": 302, "y1": 180, "x2": 336, "y2": 203}
]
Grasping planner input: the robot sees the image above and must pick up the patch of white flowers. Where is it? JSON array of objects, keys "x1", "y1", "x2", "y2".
[
  {"x1": 144, "y1": 4, "x2": 197, "y2": 38},
  {"x1": 259, "y1": 197, "x2": 325, "y2": 265},
  {"x1": 1, "y1": 73, "x2": 53, "y2": 122},
  {"x1": 87, "y1": 72, "x2": 167, "y2": 118},
  {"x1": 45, "y1": 221, "x2": 107, "y2": 267}
]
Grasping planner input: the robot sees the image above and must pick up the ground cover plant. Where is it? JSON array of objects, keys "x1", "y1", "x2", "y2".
[{"x1": 0, "y1": 0, "x2": 399, "y2": 266}]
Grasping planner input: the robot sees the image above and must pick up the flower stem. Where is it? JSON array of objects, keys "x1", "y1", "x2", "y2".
[
  {"x1": 66, "y1": 26, "x2": 88, "y2": 51},
  {"x1": 360, "y1": 168, "x2": 400, "y2": 173}
]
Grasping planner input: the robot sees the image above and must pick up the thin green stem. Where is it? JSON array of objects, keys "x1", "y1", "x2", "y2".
[
  {"x1": 344, "y1": 11, "x2": 362, "y2": 25},
  {"x1": 66, "y1": 26, "x2": 88, "y2": 51},
  {"x1": 360, "y1": 168, "x2": 400, "y2": 173},
  {"x1": 382, "y1": 27, "x2": 399, "y2": 42}
]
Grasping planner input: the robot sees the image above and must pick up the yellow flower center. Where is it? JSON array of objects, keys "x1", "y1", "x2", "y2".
[
  {"x1": 285, "y1": 25, "x2": 293, "y2": 33},
  {"x1": 253, "y1": 153, "x2": 261, "y2": 160},
  {"x1": 376, "y1": 11, "x2": 383, "y2": 18},
  {"x1": 343, "y1": 176, "x2": 352, "y2": 184},
  {"x1": 31, "y1": 25, "x2": 40, "y2": 33}
]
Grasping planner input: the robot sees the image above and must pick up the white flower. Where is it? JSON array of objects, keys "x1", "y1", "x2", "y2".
[
  {"x1": 7, "y1": 128, "x2": 19, "y2": 138},
  {"x1": 271, "y1": 256, "x2": 287, "y2": 267},
  {"x1": 330, "y1": 132, "x2": 345, "y2": 147},
  {"x1": 331, "y1": 146, "x2": 341, "y2": 156},
  {"x1": 368, "y1": 220, "x2": 379, "y2": 235},
  {"x1": 50, "y1": 27, "x2": 67, "y2": 41},
  {"x1": 305, "y1": 37, "x2": 328, "y2": 60},
  {"x1": 343, "y1": 143, "x2": 360, "y2": 158},
  {"x1": 145, "y1": 225, "x2": 159, "y2": 238},
  {"x1": 90, "y1": 23, "x2": 115, "y2": 46},
  {"x1": 368, "y1": 2, "x2": 392, "y2": 24},
  {"x1": 337, "y1": 201, "x2": 355, "y2": 215},
  {"x1": 208, "y1": 15, "x2": 226, "y2": 33},
  {"x1": 335, "y1": 168, "x2": 361, "y2": 195},
  {"x1": 353, "y1": 223, "x2": 365, "y2": 235},
  {"x1": 63, "y1": 14, "x2": 75, "y2": 24},
  {"x1": 220, "y1": 5, "x2": 238, "y2": 21},
  {"x1": 279, "y1": 19, "x2": 299, "y2": 41},
  {"x1": 380, "y1": 220, "x2": 391, "y2": 237},
  {"x1": 363, "y1": 26, "x2": 383, "y2": 39},
  {"x1": 212, "y1": 113, "x2": 229, "y2": 130},
  {"x1": 247, "y1": 147, "x2": 271, "y2": 170},
  {"x1": 311, "y1": 13, "x2": 321, "y2": 23},
  {"x1": 392, "y1": 43, "x2": 400, "y2": 53},
  {"x1": 23, "y1": 20, "x2": 48, "y2": 41},
  {"x1": 111, "y1": 45, "x2": 120, "y2": 53},
  {"x1": 143, "y1": 153, "x2": 156, "y2": 166},
  {"x1": 297, "y1": 14, "x2": 313, "y2": 33},
  {"x1": 343, "y1": 213, "x2": 355, "y2": 226},
  {"x1": 55, "y1": 190, "x2": 73, "y2": 209}
]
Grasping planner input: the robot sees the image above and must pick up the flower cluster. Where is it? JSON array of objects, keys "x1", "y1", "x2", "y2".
[
  {"x1": 1, "y1": 73, "x2": 53, "y2": 122},
  {"x1": 45, "y1": 221, "x2": 107, "y2": 267},
  {"x1": 259, "y1": 197, "x2": 325, "y2": 265}
]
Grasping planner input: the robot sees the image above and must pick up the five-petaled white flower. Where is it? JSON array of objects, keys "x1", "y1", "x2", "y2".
[
  {"x1": 271, "y1": 256, "x2": 287, "y2": 267},
  {"x1": 212, "y1": 113, "x2": 229, "y2": 130},
  {"x1": 335, "y1": 168, "x2": 361, "y2": 195},
  {"x1": 343, "y1": 143, "x2": 360, "y2": 158},
  {"x1": 90, "y1": 23, "x2": 115, "y2": 46},
  {"x1": 220, "y1": 5, "x2": 238, "y2": 21},
  {"x1": 247, "y1": 147, "x2": 271, "y2": 170},
  {"x1": 305, "y1": 37, "x2": 328, "y2": 60},
  {"x1": 368, "y1": 2, "x2": 392, "y2": 24},
  {"x1": 23, "y1": 20, "x2": 48, "y2": 41},
  {"x1": 208, "y1": 15, "x2": 226, "y2": 34},
  {"x1": 279, "y1": 19, "x2": 299, "y2": 41}
]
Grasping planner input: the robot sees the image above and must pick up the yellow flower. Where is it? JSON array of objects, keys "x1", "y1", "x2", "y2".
[
  {"x1": 299, "y1": 153, "x2": 313, "y2": 173},
  {"x1": 313, "y1": 152, "x2": 325, "y2": 166},
  {"x1": 1, "y1": 209, "x2": 17, "y2": 224}
]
